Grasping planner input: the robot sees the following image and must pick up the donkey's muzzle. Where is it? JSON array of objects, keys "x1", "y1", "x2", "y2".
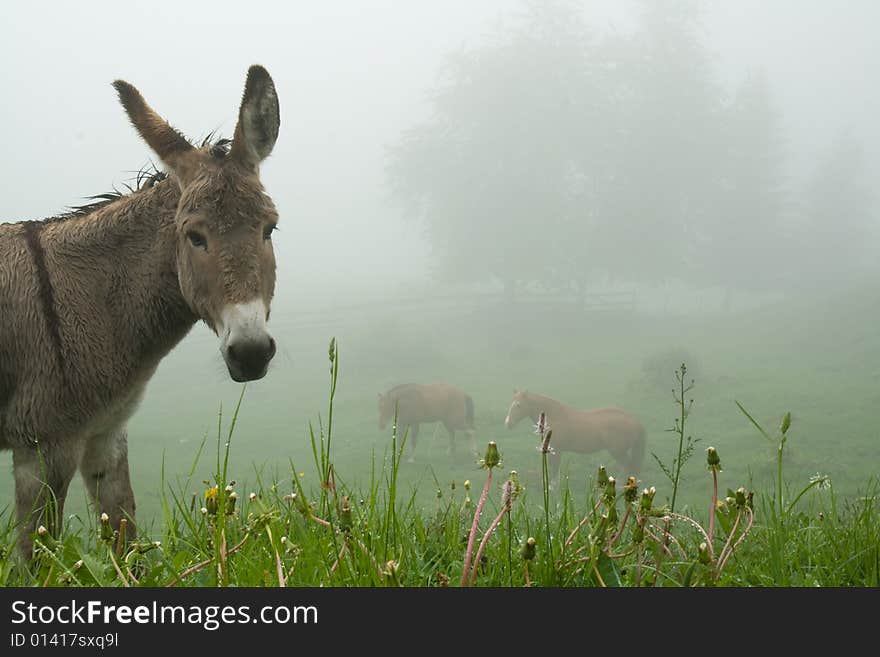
[{"x1": 224, "y1": 335, "x2": 276, "y2": 382}]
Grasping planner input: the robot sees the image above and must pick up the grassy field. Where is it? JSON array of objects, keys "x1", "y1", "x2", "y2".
[{"x1": 1, "y1": 285, "x2": 879, "y2": 585}]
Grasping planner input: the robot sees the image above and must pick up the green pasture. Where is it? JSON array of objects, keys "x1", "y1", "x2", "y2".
[{"x1": 3, "y1": 286, "x2": 877, "y2": 529}]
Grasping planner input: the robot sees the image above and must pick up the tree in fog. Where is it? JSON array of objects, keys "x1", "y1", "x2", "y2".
[
  {"x1": 565, "y1": 0, "x2": 725, "y2": 293},
  {"x1": 696, "y1": 72, "x2": 788, "y2": 309},
  {"x1": 798, "y1": 133, "x2": 877, "y2": 290},
  {"x1": 387, "y1": 1, "x2": 591, "y2": 300},
  {"x1": 585, "y1": 2, "x2": 721, "y2": 282},
  {"x1": 388, "y1": 0, "x2": 802, "y2": 305}
]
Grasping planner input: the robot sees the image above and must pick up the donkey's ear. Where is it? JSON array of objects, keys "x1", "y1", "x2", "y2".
[
  {"x1": 113, "y1": 80, "x2": 197, "y2": 182},
  {"x1": 230, "y1": 65, "x2": 280, "y2": 169}
]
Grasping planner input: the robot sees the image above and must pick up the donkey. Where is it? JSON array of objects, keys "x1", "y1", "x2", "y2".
[
  {"x1": 505, "y1": 389, "x2": 646, "y2": 485},
  {"x1": 377, "y1": 383, "x2": 476, "y2": 462},
  {"x1": 0, "y1": 65, "x2": 281, "y2": 556}
]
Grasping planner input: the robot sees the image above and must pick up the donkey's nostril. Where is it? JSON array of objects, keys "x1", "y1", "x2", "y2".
[
  {"x1": 224, "y1": 335, "x2": 276, "y2": 381},
  {"x1": 227, "y1": 343, "x2": 239, "y2": 363}
]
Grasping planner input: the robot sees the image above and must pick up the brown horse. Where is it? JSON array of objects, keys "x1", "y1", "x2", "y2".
[
  {"x1": 378, "y1": 383, "x2": 476, "y2": 462},
  {"x1": 1, "y1": 66, "x2": 281, "y2": 555},
  {"x1": 505, "y1": 389, "x2": 645, "y2": 483}
]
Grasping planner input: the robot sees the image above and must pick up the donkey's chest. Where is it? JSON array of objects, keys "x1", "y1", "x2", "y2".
[{"x1": 76, "y1": 380, "x2": 148, "y2": 441}]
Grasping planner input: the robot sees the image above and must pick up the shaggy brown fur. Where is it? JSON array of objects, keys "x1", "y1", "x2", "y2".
[{"x1": 0, "y1": 65, "x2": 281, "y2": 556}]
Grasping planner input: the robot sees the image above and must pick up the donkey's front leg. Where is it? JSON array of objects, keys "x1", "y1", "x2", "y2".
[
  {"x1": 80, "y1": 427, "x2": 136, "y2": 541},
  {"x1": 13, "y1": 442, "x2": 79, "y2": 557}
]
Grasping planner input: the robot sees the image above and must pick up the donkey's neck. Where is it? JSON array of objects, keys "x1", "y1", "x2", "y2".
[{"x1": 39, "y1": 178, "x2": 198, "y2": 393}]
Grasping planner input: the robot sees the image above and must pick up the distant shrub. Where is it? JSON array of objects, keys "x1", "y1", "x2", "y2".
[{"x1": 642, "y1": 347, "x2": 702, "y2": 390}]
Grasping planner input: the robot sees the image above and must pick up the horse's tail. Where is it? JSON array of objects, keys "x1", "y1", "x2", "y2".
[
  {"x1": 629, "y1": 426, "x2": 646, "y2": 474},
  {"x1": 464, "y1": 394, "x2": 475, "y2": 430}
]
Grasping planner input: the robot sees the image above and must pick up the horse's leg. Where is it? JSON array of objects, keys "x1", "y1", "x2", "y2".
[
  {"x1": 80, "y1": 426, "x2": 137, "y2": 541},
  {"x1": 628, "y1": 432, "x2": 646, "y2": 476},
  {"x1": 547, "y1": 450, "x2": 562, "y2": 490},
  {"x1": 405, "y1": 423, "x2": 420, "y2": 463},
  {"x1": 609, "y1": 445, "x2": 634, "y2": 479},
  {"x1": 464, "y1": 428, "x2": 476, "y2": 457},
  {"x1": 443, "y1": 422, "x2": 456, "y2": 460},
  {"x1": 13, "y1": 441, "x2": 80, "y2": 557},
  {"x1": 624, "y1": 446, "x2": 640, "y2": 478}
]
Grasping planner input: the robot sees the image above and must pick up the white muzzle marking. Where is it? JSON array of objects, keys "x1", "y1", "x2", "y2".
[{"x1": 219, "y1": 299, "x2": 270, "y2": 349}]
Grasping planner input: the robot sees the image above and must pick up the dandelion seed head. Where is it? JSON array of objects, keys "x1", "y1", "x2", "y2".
[
  {"x1": 501, "y1": 479, "x2": 515, "y2": 509},
  {"x1": 809, "y1": 473, "x2": 831, "y2": 490},
  {"x1": 533, "y1": 412, "x2": 550, "y2": 436}
]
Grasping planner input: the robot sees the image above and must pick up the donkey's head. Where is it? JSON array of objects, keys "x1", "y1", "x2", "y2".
[{"x1": 113, "y1": 66, "x2": 280, "y2": 382}]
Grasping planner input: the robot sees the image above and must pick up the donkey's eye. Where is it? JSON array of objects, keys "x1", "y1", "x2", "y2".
[
  {"x1": 263, "y1": 224, "x2": 278, "y2": 241},
  {"x1": 186, "y1": 230, "x2": 207, "y2": 250}
]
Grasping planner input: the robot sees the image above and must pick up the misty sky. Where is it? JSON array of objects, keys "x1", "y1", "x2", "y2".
[{"x1": 2, "y1": 0, "x2": 877, "y2": 300}]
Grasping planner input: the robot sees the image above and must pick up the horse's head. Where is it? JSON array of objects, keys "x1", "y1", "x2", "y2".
[
  {"x1": 505, "y1": 389, "x2": 530, "y2": 429},
  {"x1": 114, "y1": 66, "x2": 280, "y2": 382},
  {"x1": 377, "y1": 392, "x2": 392, "y2": 430}
]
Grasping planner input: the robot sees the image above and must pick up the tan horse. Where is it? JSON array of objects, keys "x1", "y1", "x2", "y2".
[
  {"x1": 1, "y1": 65, "x2": 281, "y2": 555},
  {"x1": 378, "y1": 383, "x2": 476, "y2": 462},
  {"x1": 505, "y1": 389, "x2": 645, "y2": 483}
]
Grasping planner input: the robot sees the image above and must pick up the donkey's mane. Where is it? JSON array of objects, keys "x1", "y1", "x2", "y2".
[
  {"x1": 60, "y1": 164, "x2": 169, "y2": 221},
  {"x1": 27, "y1": 135, "x2": 233, "y2": 226}
]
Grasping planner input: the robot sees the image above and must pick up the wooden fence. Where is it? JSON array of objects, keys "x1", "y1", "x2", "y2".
[{"x1": 272, "y1": 289, "x2": 637, "y2": 333}]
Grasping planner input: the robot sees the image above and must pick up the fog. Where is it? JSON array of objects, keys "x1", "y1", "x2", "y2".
[
  {"x1": 3, "y1": 1, "x2": 878, "y2": 297},
  {"x1": 1, "y1": 1, "x2": 879, "y2": 520}
]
